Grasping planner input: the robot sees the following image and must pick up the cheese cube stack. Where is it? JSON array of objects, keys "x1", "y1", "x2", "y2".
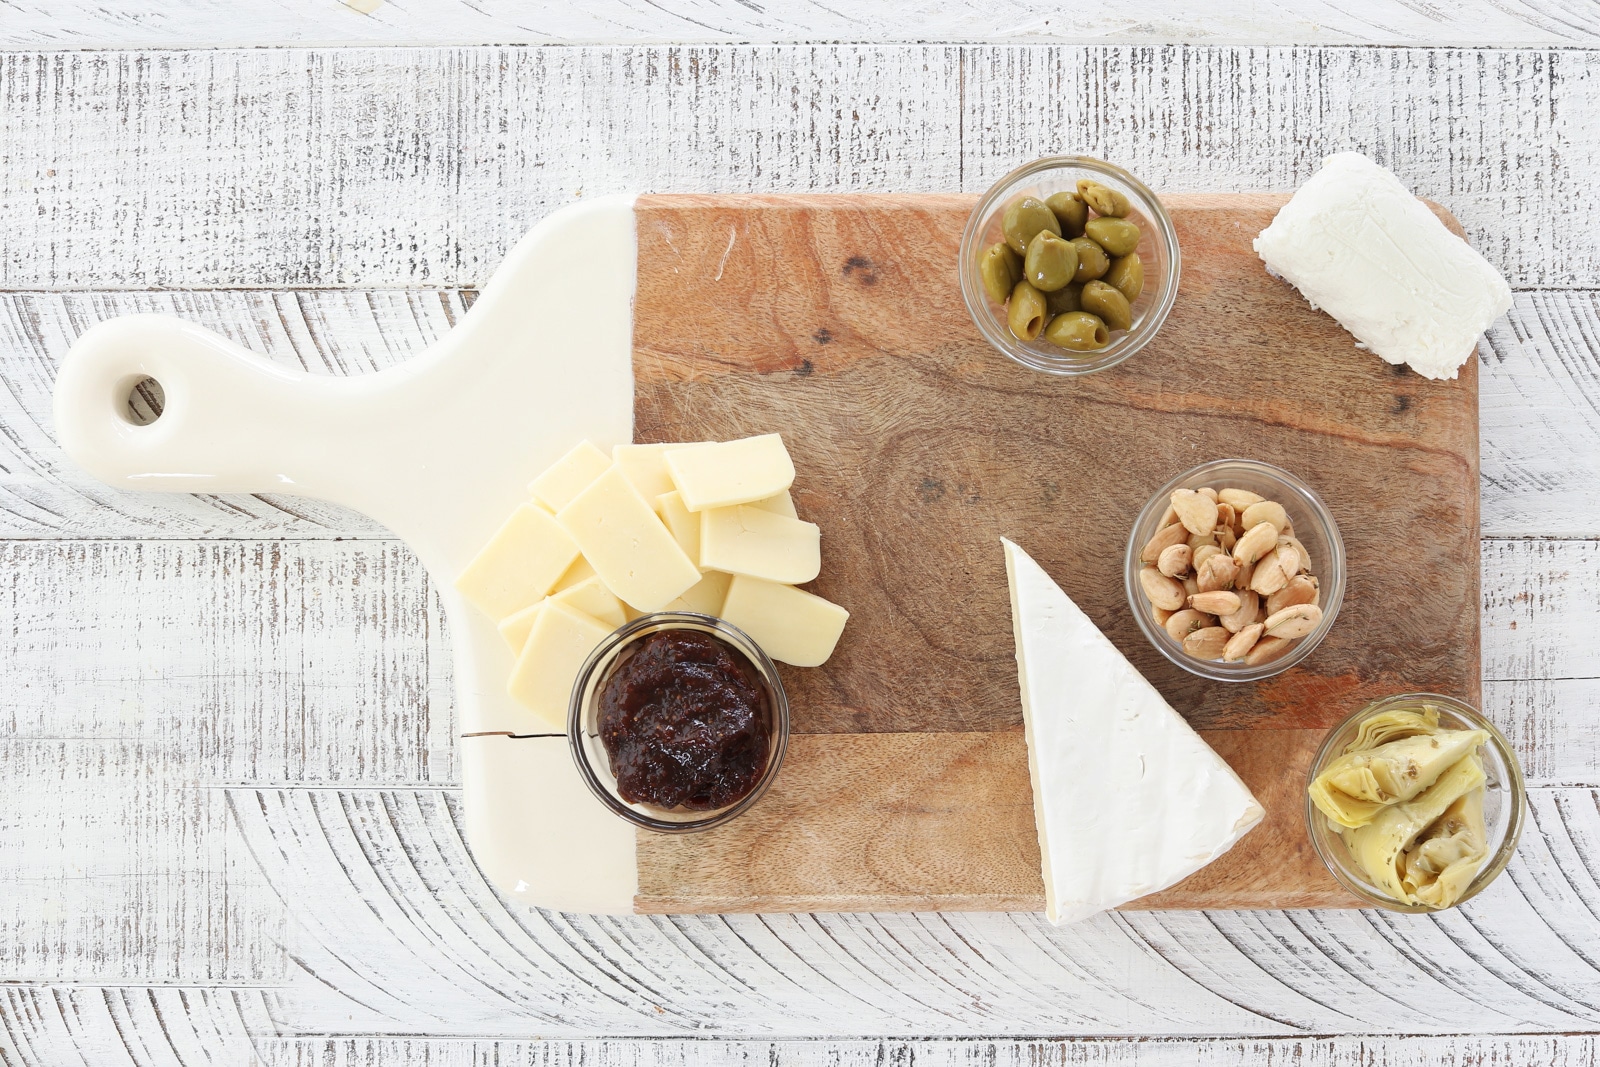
[{"x1": 455, "y1": 433, "x2": 850, "y2": 728}]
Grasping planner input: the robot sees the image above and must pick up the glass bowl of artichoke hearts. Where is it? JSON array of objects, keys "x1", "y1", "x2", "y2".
[
  {"x1": 1306, "y1": 694, "x2": 1525, "y2": 912},
  {"x1": 960, "y1": 156, "x2": 1180, "y2": 376}
]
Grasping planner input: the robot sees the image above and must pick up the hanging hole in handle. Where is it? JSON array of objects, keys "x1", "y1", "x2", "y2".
[{"x1": 120, "y1": 376, "x2": 165, "y2": 426}]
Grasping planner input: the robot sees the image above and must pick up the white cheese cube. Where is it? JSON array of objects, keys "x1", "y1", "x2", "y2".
[
  {"x1": 507, "y1": 600, "x2": 614, "y2": 729},
  {"x1": 497, "y1": 601, "x2": 543, "y2": 652},
  {"x1": 700, "y1": 505, "x2": 821, "y2": 585},
  {"x1": 528, "y1": 440, "x2": 612, "y2": 511},
  {"x1": 655, "y1": 490, "x2": 701, "y2": 563},
  {"x1": 720, "y1": 575, "x2": 848, "y2": 667},
  {"x1": 455, "y1": 504, "x2": 580, "y2": 621},
  {"x1": 556, "y1": 466, "x2": 700, "y2": 612},
  {"x1": 548, "y1": 575, "x2": 627, "y2": 630},
  {"x1": 614, "y1": 442, "x2": 708, "y2": 500},
  {"x1": 662, "y1": 570, "x2": 732, "y2": 617},
  {"x1": 748, "y1": 489, "x2": 798, "y2": 518},
  {"x1": 664, "y1": 433, "x2": 795, "y2": 512},
  {"x1": 1253, "y1": 152, "x2": 1511, "y2": 380}
]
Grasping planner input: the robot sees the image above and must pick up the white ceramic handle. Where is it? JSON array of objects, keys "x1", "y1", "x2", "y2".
[{"x1": 53, "y1": 314, "x2": 355, "y2": 495}]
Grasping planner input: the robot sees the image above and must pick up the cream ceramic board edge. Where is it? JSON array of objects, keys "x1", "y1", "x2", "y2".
[{"x1": 52, "y1": 194, "x2": 642, "y2": 910}]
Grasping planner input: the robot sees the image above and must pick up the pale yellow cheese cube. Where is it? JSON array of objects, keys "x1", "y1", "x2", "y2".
[
  {"x1": 551, "y1": 554, "x2": 597, "y2": 593},
  {"x1": 720, "y1": 575, "x2": 848, "y2": 667},
  {"x1": 655, "y1": 490, "x2": 701, "y2": 563},
  {"x1": 507, "y1": 600, "x2": 614, "y2": 728},
  {"x1": 556, "y1": 466, "x2": 701, "y2": 612},
  {"x1": 700, "y1": 504, "x2": 820, "y2": 584},
  {"x1": 665, "y1": 433, "x2": 795, "y2": 512},
  {"x1": 455, "y1": 504, "x2": 580, "y2": 621},
  {"x1": 528, "y1": 440, "x2": 612, "y2": 511},
  {"x1": 497, "y1": 601, "x2": 543, "y2": 652},
  {"x1": 614, "y1": 442, "x2": 708, "y2": 501},
  {"x1": 662, "y1": 570, "x2": 732, "y2": 617},
  {"x1": 549, "y1": 575, "x2": 627, "y2": 629},
  {"x1": 749, "y1": 489, "x2": 798, "y2": 518}
]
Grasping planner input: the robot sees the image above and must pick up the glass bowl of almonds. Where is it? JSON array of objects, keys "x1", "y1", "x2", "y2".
[{"x1": 1123, "y1": 459, "x2": 1345, "y2": 681}]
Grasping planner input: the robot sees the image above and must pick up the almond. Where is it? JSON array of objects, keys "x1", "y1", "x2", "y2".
[
  {"x1": 1218, "y1": 488, "x2": 1264, "y2": 510},
  {"x1": 1241, "y1": 499, "x2": 1289, "y2": 534},
  {"x1": 1232, "y1": 521, "x2": 1278, "y2": 567},
  {"x1": 1139, "y1": 566, "x2": 1186, "y2": 611},
  {"x1": 1152, "y1": 605, "x2": 1174, "y2": 626},
  {"x1": 1198, "y1": 486, "x2": 1219, "y2": 503},
  {"x1": 1249, "y1": 552, "x2": 1291, "y2": 595},
  {"x1": 1164, "y1": 607, "x2": 1214, "y2": 641},
  {"x1": 1244, "y1": 635, "x2": 1295, "y2": 666},
  {"x1": 1170, "y1": 488, "x2": 1219, "y2": 537},
  {"x1": 1266, "y1": 574, "x2": 1319, "y2": 616},
  {"x1": 1264, "y1": 603, "x2": 1323, "y2": 639},
  {"x1": 1188, "y1": 590, "x2": 1241, "y2": 615},
  {"x1": 1192, "y1": 544, "x2": 1221, "y2": 568},
  {"x1": 1218, "y1": 589, "x2": 1261, "y2": 633},
  {"x1": 1157, "y1": 543, "x2": 1193, "y2": 578},
  {"x1": 1222, "y1": 622, "x2": 1265, "y2": 662},
  {"x1": 1196, "y1": 552, "x2": 1239, "y2": 592},
  {"x1": 1282, "y1": 535, "x2": 1312, "y2": 574},
  {"x1": 1140, "y1": 522, "x2": 1188, "y2": 563},
  {"x1": 1183, "y1": 626, "x2": 1231, "y2": 659}
]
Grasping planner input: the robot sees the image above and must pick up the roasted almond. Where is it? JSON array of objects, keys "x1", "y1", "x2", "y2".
[
  {"x1": 1241, "y1": 499, "x2": 1289, "y2": 534},
  {"x1": 1152, "y1": 605, "x2": 1174, "y2": 626},
  {"x1": 1192, "y1": 544, "x2": 1222, "y2": 568},
  {"x1": 1198, "y1": 486, "x2": 1219, "y2": 503},
  {"x1": 1264, "y1": 603, "x2": 1323, "y2": 639},
  {"x1": 1215, "y1": 502, "x2": 1237, "y2": 530},
  {"x1": 1266, "y1": 574, "x2": 1319, "y2": 616},
  {"x1": 1218, "y1": 487, "x2": 1264, "y2": 510},
  {"x1": 1249, "y1": 552, "x2": 1291, "y2": 595},
  {"x1": 1170, "y1": 488, "x2": 1219, "y2": 537},
  {"x1": 1183, "y1": 626, "x2": 1231, "y2": 659},
  {"x1": 1218, "y1": 589, "x2": 1261, "y2": 633},
  {"x1": 1140, "y1": 522, "x2": 1188, "y2": 563},
  {"x1": 1282, "y1": 535, "x2": 1312, "y2": 574},
  {"x1": 1139, "y1": 566, "x2": 1186, "y2": 610},
  {"x1": 1233, "y1": 521, "x2": 1278, "y2": 566},
  {"x1": 1157, "y1": 543, "x2": 1193, "y2": 578},
  {"x1": 1189, "y1": 590, "x2": 1241, "y2": 615},
  {"x1": 1222, "y1": 622, "x2": 1265, "y2": 662},
  {"x1": 1244, "y1": 635, "x2": 1295, "y2": 666},
  {"x1": 1164, "y1": 607, "x2": 1214, "y2": 640},
  {"x1": 1196, "y1": 553, "x2": 1239, "y2": 592}
]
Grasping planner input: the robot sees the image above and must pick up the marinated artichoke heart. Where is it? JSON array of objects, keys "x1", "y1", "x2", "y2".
[{"x1": 1309, "y1": 703, "x2": 1492, "y2": 909}]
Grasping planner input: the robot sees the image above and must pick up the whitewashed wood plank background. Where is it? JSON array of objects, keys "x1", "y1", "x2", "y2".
[{"x1": 3, "y1": 30, "x2": 1600, "y2": 1067}]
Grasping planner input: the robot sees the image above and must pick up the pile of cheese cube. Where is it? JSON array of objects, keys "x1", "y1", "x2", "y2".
[{"x1": 455, "y1": 433, "x2": 850, "y2": 728}]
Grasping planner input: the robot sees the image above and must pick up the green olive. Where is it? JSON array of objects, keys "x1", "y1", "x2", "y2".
[
  {"x1": 1045, "y1": 282, "x2": 1083, "y2": 316},
  {"x1": 1084, "y1": 216, "x2": 1141, "y2": 257},
  {"x1": 1007, "y1": 280, "x2": 1049, "y2": 341},
  {"x1": 1044, "y1": 311, "x2": 1110, "y2": 352},
  {"x1": 1077, "y1": 180, "x2": 1131, "y2": 218},
  {"x1": 1024, "y1": 231, "x2": 1078, "y2": 292},
  {"x1": 1001, "y1": 196, "x2": 1061, "y2": 255},
  {"x1": 978, "y1": 243, "x2": 1022, "y2": 304},
  {"x1": 1044, "y1": 191, "x2": 1089, "y2": 238},
  {"x1": 1081, "y1": 280, "x2": 1133, "y2": 332},
  {"x1": 1104, "y1": 253, "x2": 1144, "y2": 303},
  {"x1": 1070, "y1": 236, "x2": 1110, "y2": 283}
]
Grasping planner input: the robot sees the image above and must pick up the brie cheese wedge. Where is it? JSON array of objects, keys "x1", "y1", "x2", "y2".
[
  {"x1": 1253, "y1": 152, "x2": 1510, "y2": 381},
  {"x1": 1002, "y1": 538, "x2": 1265, "y2": 924}
]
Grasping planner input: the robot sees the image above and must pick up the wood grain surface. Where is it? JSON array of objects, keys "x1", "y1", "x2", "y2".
[
  {"x1": 628, "y1": 193, "x2": 1472, "y2": 911},
  {"x1": 5, "y1": 38, "x2": 1600, "y2": 1067}
]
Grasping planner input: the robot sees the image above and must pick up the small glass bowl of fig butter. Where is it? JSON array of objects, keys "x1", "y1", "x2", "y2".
[{"x1": 568, "y1": 612, "x2": 790, "y2": 833}]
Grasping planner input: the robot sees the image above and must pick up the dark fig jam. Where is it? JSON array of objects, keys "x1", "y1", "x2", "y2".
[{"x1": 597, "y1": 629, "x2": 772, "y2": 810}]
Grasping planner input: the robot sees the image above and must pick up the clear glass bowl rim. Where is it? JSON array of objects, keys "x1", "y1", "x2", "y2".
[
  {"x1": 1303, "y1": 692, "x2": 1527, "y2": 912},
  {"x1": 1122, "y1": 458, "x2": 1347, "y2": 682},
  {"x1": 566, "y1": 611, "x2": 791, "y2": 834},
  {"x1": 959, "y1": 154, "x2": 1182, "y2": 377}
]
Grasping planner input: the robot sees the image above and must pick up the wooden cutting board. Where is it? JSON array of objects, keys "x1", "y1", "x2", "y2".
[{"x1": 626, "y1": 193, "x2": 1480, "y2": 913}]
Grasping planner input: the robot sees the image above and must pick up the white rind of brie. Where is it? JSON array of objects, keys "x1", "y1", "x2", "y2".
[
  {"x1": 1002, "y1": 538, "x2": 1265, "y2": 925},
  {"x1": 1253, "y1": 152, "x2": 1511, "y2": 381}
]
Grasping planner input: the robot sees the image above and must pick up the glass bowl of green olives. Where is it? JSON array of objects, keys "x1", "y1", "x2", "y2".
[{"x1": 960, "y1": 156, "x2": 1180, "y2": 376}]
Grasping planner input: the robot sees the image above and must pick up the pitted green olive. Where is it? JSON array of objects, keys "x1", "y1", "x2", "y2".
[
  {"x1": 1077, "y1": 180, "x2": 1132, "y2": 217},
  {"x1": 1043, "y1": 311, "x2": 1110, "y2": 351},
  {"x1": 1104, "y1": 252, "x2": 1144, "y2": 302},
  {"x1": 1084, "y1": 216, "x2": 1141, "y2": 257},
  {"x1": 1007, "y1": 280, "x2": 1049, "y2": 341},
  {"x1": 1081, "y1": 280, "x2": 1133, "y2": 331},
  {"x1": 1044, "y1": 191, "x2": 1089, "y2": 238},
  {"x1": 1045, "y1": 282, "x2": 1083, "y2": 315},
  {"x1": 979, "y1": 242, "x2": 1022, "y2": 303},
  {"x1": 1070, "y1": 237, "x2": 1110, "y2": 283},
  {"x1": 1002, "y1": 196, "x2": 1061, "y2": 255},
  {"x1": 1024, "y1": 231, "x2": 1078, "y2": 292}
]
